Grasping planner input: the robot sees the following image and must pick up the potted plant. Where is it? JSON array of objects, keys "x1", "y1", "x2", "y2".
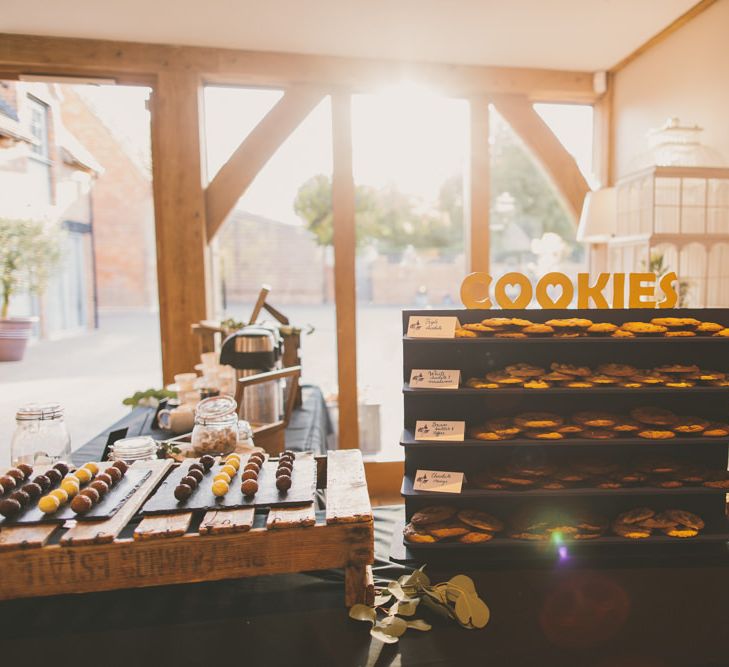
[{"x1": 0, "y1": 217, "x2": 61, "y2": 361}]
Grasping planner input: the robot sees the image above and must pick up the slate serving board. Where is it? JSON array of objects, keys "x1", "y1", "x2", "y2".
[
  {"x1": 0, "y1": 467, "x2": 152, "y2": 525},
  {"x1": 141, "y1": 456, "x2": 316, "y2": 515}
]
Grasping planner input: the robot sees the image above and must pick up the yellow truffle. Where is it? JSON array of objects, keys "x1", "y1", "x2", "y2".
[
  {"x1": 226, "y1": 453, "x2": 241, "y2": 462},
  {"x1": 224, "y1": 457, "x2": 240, "y2": 471},
  {"x1": 50, "y1": 488, "x2": 69, "y2": 504},
  {"x1": 212, "y1": 480, "x2": 229, "y2": 497},
  {"x1": 61, "y1": 479, "x2": 79, "y2": 497},
  {"x1": 74, "y1": 468, "x2": 93, "y2": 483},
  {"x1": 220, "y1": 464, "x2": 237, "y2": 478},
  {"x1": 213, "y1": 472, "x2": 231, "y2": 484},
  {"x1": 83, "y1": 462, "x2": 99, "y2": 475},
  {"x1": 38, "y1": 494, "x2": 61, "y2": 514}
]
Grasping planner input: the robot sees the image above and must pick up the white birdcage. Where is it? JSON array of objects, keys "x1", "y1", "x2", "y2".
[{"x1": 611, "y1": 119, "x2": 729, "y2": 306}]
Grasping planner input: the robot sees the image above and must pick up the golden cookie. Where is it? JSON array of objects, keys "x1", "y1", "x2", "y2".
[
  {"x1": 590, "y1": 375, "x2": 619, "y2": 385},
  {"x1": 612, "y1": 330, "x2": 635, "y2": 338},
  {"x1": 427, "y1": 521, "x2": 470, "y2": 539},
  {"x1": 494, "y1": 332, "x2": 528, "y2": 339},
  {"x1": 522, "y1": 324, "x2": 554, "y2": 336},
  {"x1": 457, "y1": 509, "x2": 504, "y2": 532},
  {"x1": 598, "y1": 363, "x2": 638, "y2": 377},
  {"x1": 514, "y1": 412, "x2": 563, "y2": 429},
  {"x1": 545, "y1": 318, "x2": 593, "y2": 329},
  {"x1": 673, "y1": 417, "x2": 709, "y2": 434},
  {"x1": 573, "y1": 412, "x2": 619, "y2": 428},
  {"x1": 565, "y1": 381, "x2": 594, "y2": 388},
  {"x1": 554, "y1": 332, "x2": 583, "y2": 338},
  {"x1": 617, "y1": 507, "x2": 655, "y2": 524},
  {"x1": 471, "y1": 429, "x2": 512, "y2": 441},
  {"x1": 462, "y1": 323, "x2": 496, "y2": 335},
  {"x1": 596, "y1": 480, "x2": 623, "y2": 489},
  {"x1": 582, "y1": 429, "x2": 617, "y2": 440},
  {"x1": 505, "y1": 363, "x2": 545, "y2": 378},
  {"x1": 663, "y1": 527, "x2": 698, "y2": 538},
  {"x1": 702, "y1": 423, "x2": 729, "y2": 437},
  {"x1": 638, "y1": 430, "x2": 676, "y2": 440},
  {"x1": 541, "y1": 481, "x2": 567, "y2": 490},
  {"x1": 611, "y1": 421, "x2": 641, "y2": 433},
  {"x1": 630, "y1": 407, "x2": 678, "y2": 426},
  {"x1": 654, "y1": 364, "x2": 699, "y2": 374},
  {"x1": 713, "y1": 328, "x2": 729, "y2": 337},
  {"x1": 542, "y1": 371, "x2": 574, "y2": 382},
  {"x1": 485, "y1": 371, "x2": 524, "y2": 385},
  {"x1": 481, "y1": 317, "x2": 531, "y2": 328},
  {"x1": 465, "y1": 378, "x2": 500, "y2": 389},
  {"x1": 525, "y1": 430, "x2": 564, "y2": 441},
  {"x1": 665, "y1": 331, "x2": 696, "y2": 338},
  {"x1": 455, "y1": 328, "x2": 478, "y2": 338},
  {"x1": 613, "y1": 523, "x2": 651, "y2": 539},
  {"x1": 664, "y1": 381, "x2": 695, "y2": 388},
  {"x1": 485, "y1": 418, "x2": 523, "y2": 436},
  {"x1": 621, "y1": 322, "x2": 667, "y2": 336},
  {"x1": 508, "y1": 531, "x2": 549, "y2": 541},
  {"x1": 557, "y1": 424, "x2": 584, "y2": 435},
  {"x1": 404, "y1": 523, "x2": 438, "y2": 543},
  {"x1": 573, "y1": 531, "x2": 603, "y2": 540},
  {"x1": 587, "y1": 322, "x2": 618, "y2": 335},
  {"x1": 650, "y1": 317, "x2": 700, "y2": 329},
  {"x1": 411, "y1": 505, "x2": 457, "y2": 527},
  {"x1": 640, "y1": 515, "x2": 678, "y2": 529},
  {"x1": 696, "y1": 321, "x2": 723, "y2": 334},
  {"x1": 686, "y1": 371, "x2": 725, "y2": 382},
  {"x1": 620, "y1": 382, "x2": 644, "y2": 389},
  {"x1": 497, "y1": 475, "x2": 537, "y2": 487},
  {"x1": 551, "y1": 363, "x2": 591, "y2": 377},
  {"x1": 458, "y1": 531, "x2": 494, "y2": 543},
  {"x1": 524, "y1": 380, "x2": 550, "y2": 390},
  {"x1": 663, "y1": 509, "x2": 704, "y2": 530}
]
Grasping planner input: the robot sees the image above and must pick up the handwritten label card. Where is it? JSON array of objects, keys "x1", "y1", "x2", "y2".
[
  {"x1": 413, "y1": 469, "x2": 464, "y2": 494},
  {"x1": 407, "y1": 316, "x2": 460, "y2": 339},
  {"x1": 409, "y1": 369, "x2": 460, "y2": 389},
  {"x1": 414, "y1": 420, "x2": 465, "y2": 442}
]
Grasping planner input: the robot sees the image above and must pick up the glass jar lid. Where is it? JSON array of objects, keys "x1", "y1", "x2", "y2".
[
  {"x1": 16, "y1": 402, "x2": 64, "y2": 421},
  {"x1": 109, "y1": 435, "x2": 158, "y2": 460},
  {"x1": 195, "y1": 395, "x2": 237, "y2": 425}
]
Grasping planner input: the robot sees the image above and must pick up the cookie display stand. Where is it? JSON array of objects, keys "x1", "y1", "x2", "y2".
[
  {"x1": 0, "y1": 451, "x2": 374, "y2": 605},
  {"x1": 394, "y1": 308, "x2": 729, "y2": 563}
]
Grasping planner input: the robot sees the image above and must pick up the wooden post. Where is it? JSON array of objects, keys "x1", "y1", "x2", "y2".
[
  {"x1": 150, "y1": 71, "x2": 210, "y2": 383},
  {"x1": 469, "y1": 96, "x2": 491, "y2": 273},
  {"x1": 331, "y1": 92, "x2": 359, "y2": 449}
]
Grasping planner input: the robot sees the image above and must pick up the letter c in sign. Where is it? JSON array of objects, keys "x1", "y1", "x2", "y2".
[
  {"x1": 460, "y1": 272, "x2": 492, "y2": 309},
  {"x1": 495, "y1": 272, "x2": 532, "y2": 309}
]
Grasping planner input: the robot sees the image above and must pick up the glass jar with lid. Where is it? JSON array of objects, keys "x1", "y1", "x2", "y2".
[
  {"x1": 191, "y1": 395, "x2": 239, "y2": 456},
  {"x1": 109, "y1": 435, "x2": 159, "y2": 463},
  {"x1": 11, "y1": 402, "x2": 71, "y2": 465}
]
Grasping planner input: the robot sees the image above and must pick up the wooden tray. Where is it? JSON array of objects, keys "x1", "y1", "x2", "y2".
[
  {"x1": 0, "y1": 468, "x2": 151, "y2": 525},
  {"x1": 141, "y1": 455, "x2": 316, "y2": 515},
  {"x1": 0, "y1": 451, "x2": 374, "y2": 607}
]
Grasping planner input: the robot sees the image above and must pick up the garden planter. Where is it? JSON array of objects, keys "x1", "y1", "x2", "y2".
[{"x1": 0, "y1": 317, "x2": 36, "y2": 361}]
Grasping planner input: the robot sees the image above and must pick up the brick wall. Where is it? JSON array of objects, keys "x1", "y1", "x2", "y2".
[{"x1": 59, "y1": 86, "x2": 155, "y2": 310}]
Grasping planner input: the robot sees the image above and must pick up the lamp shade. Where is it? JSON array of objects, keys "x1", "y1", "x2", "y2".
[{"x1": 577, "y1": 187, "x2": 616, "y2": 243}]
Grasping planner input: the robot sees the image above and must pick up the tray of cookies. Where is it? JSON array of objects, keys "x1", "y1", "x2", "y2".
[
  {"x1": 0, "y1": 460, "x2": 150, "y2": 525},
  {"x1": 141, "y1": 451, "x2": 316, "y2": 515}
]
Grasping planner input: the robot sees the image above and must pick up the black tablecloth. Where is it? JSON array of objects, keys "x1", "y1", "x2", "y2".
[
  {"x1": 1, "y1": 506, "x2": 729, "y2": 666},
  {"x1": 72, "y1": 384, "x2": 333, "y2": 465}
]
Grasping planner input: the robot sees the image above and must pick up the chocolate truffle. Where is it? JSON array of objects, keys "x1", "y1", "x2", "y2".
[
  {"x1": 249, "y1": 453, "x2": 265, "y2": 464},
  {"x1": 0, "y1": 498, "x2": 22, "y2": 517},
  {"x1": 188, "y1": 462, "x2": 204, "y2": 475},
  {"x1": 111, "y1": 460, "x2": 129, "y2": 475},
  {"x1": 105, "y1": 467, "x2": 122, "y2": 484},
  {"x1": 244, "y1": 462, "x2": 260, "y2": 474},
  {"x1": 22, "y1": 482, "x2": 42, "y2": 501},
  {"x1": 32, "y1": 474, "x2": 50, "y2": 491},
  {"x1": 277, "y1": 463, "x2": 293, "y2": 475},
  {"x1": 17, "y1": 463, "x2": 33, "y2": 479},
  {"x1": 89, "y1": 480, "x2": 109, "y2": 497},
  {"x1": 181, "y1": 475, "x2": 198, "y2": 489},
  {"x1": 45, "y1": 468, "x2": 62, "y2": 485},
  {"x1": 96, "y1": 472, "x2": 113, "y2": 487},
  {"x1": 242, "y1": 469, "x2": 258, "y2": 481},
  {"x1": 71, "y1": 494, "x2": 93, "y2": 514},
  {"x1": 283, "y1": 450, "x2": 296, "y2": 457},
  {"x1": 0, "y1": 475, "x2": 16, "y2": 493},
  {"x1": 174, "y1": 484, "x2": 193, "y2": 501},
  {"x1": 187, "y1": 469, "x2": 204, "y2": 484},
  {"x1": 10, "y1": 489, "x2": 30, "y2": 506},
  {"x1": 53, "y1": 462, "x2": 70, "y2": 476},
  {"x1": 276, "y1": 475, "x2": 292, "y2": 492},
  {"x1": 80, "y1": 487, "x2": 100, "y2": 504},
  {"x1": 199, "y1": 455, "x2": 215, "y2": 471},
  {"x1": 275, "y1": 467, "x2": 291, "y2": 478},
  {"x1": 6, "y1": 468, "x2": 24, "y2": 483},
  {"x1": 241, "y1": 479, "x2": 258, "y2": 496}
]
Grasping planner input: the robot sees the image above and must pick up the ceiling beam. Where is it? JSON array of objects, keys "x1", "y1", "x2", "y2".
[
  {"x1": 205, "y1": 86, "x2": 325, "y2": 238},
  {"x1": 492, "y1": 94, "x2": 591, "y2": 223},
  {"x1": 0, "y1": 33, "x2": 598, "y2": 102},
  {"x1": 610, "y1": 0, "x2": 718, "y2": 72}
]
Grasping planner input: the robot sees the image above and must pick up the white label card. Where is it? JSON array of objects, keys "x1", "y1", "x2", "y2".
[
  {"x1": 414, "y1": 420, "x2": 465, "y2": 442},
  {"x1": 407, "y1": 316, "x2": 460, "y2": 339},
  {"x1": 413, "y1": 469, "x2": 464, "y2": 494},
  {"x1": 409, "y1": 369, "x2": 460, "y2": 389}
]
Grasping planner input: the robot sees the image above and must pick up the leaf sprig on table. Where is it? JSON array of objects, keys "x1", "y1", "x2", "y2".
[{"x1": 349, "y1": 567, "x2": 490, "y2": 644}]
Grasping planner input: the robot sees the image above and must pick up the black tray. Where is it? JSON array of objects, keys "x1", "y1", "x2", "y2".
[
  {"x1": 403, "y1": 384, "x2": 729, "y2": 396},
  {"x1": 0, "y1": 467, "x2": 151, "y2": 525},
  {"x1": 141, "y1": 456, "x2": 316, "y2": 515}
]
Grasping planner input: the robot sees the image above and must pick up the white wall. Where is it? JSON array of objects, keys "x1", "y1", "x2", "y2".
[{"x1": 613, "y1": 0, "x2": 729, "y2": 179}]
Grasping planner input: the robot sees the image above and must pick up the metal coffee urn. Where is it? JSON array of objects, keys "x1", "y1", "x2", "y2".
[{"x1": 220, "y1": 324, "x2": 283, "y2": 426}]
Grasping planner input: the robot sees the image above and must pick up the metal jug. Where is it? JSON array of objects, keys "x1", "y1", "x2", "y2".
[{"x1": 219, "y1": 324, "x2": 283, "y2": 426}]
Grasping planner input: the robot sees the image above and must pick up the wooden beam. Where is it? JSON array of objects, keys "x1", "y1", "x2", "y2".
[
  {"x1": 468, "y1": 96, "x2": 491, "y2": 273},
  {"x1": 610, "y1": 0, "x2": 718, "y2": 72},
  {"x1": 205, "y1": 87, "x2": 324, "y2": 238},
  {"x1": 0, "y1": 33, "x2": 598, "y2": 102},
  {"x1": 150, "y1": 70, "x2": 209, "y2": 382},
  {"x1": 592, "y1": 73, "x2": 614, "y2": 187},
  {"x1": 492, "y1": 94, "x2": 590, "y2": 223},
  {"x1": 331, "y1": 92, "x2": 359, "y2": 450}
]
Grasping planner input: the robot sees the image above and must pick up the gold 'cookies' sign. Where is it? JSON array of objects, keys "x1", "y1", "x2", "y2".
[{"x1": 460, "y1": 272, "x2": 679, "y2": 310}]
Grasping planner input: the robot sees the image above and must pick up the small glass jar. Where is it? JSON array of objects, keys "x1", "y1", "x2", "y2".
[
  {"x1": 11, "y1": 402, "x2": 72, "y2": 465},
  {"x1": 191, "y1": 395, "x2": 238, "y2": 456},
  {"x1": 109, "y1": 435, "x2": 159, "y2": 463}
]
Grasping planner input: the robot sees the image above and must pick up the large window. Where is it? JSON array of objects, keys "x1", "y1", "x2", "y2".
[{"x1": 27, "y1": 95, "x2": 52, "y2": 205}]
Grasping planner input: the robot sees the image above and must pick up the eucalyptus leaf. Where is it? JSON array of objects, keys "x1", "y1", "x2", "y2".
[
  {"x1": 395, "y1": 599, "x2": 420, "y2": 617},
  {"x1": 374, "y1": 594, "x2": 393, "y2": 607},
  {"x1": 403, "y1": 568, "x2": 431, "y2": 590},
  {"x1": 420, "y1": 593, "x2": 453, "y2": 620},
  {"x1": 370, "y1": 628, "x2": 400, "y2": 644},
  {"x1": 407, "y1": 619, "x2": 433, "y2": 632},
  {"x1": 454, "y1": 594, "x2": 473, "y2": 626},
  {"x1": 377, "y1": 616, "x2": 408, "y2": 637},
  {"x1": 349, "y1": 604, "x2": 377, "y2": 624},
  {"x1": 469, "y1": 597, "x2": 491, "y2": 629},
  {"x1": 387, "y1": 581, "x2": 410, "y2": 601},
  {"x1": 448, "y1": 575, "x2": 477, "y2": 596},
  {"x1": 445, "y1": 585, "x2": 463, "y2": 603}
]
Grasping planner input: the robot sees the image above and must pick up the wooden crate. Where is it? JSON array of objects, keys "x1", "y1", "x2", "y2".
[{"x1": 0, "y1": 450, "x2": 374, "y2": 606}]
